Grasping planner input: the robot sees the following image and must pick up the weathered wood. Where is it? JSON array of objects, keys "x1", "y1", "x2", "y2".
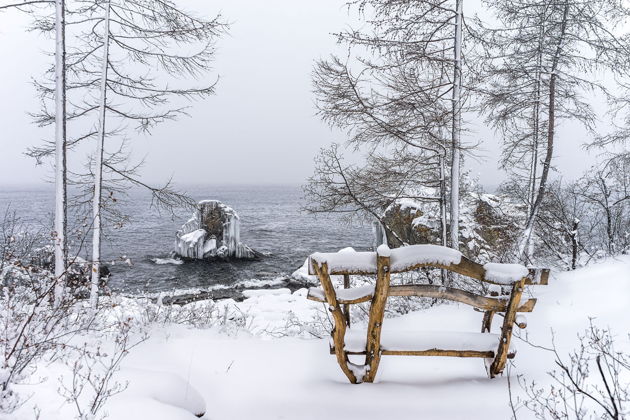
[
  {"x1": 495, "y1": 312, "x2": 528, "y2": 329},
  {"x1": 308, "y1": 247, "x2": 548, "y2": 383},
  {"x1": 330, "y1": 348, "x2": 516, "y2": 358},
  {"x1": 382, "y1": 349, "x2": 515, "y2": 358},
  {"x1": 489, "y1": 278, "x2": 525, "y2": 377},
  {"x1": 312, "y1": 262, "x2": 358, "y2": 384},
  {"x1": 307, "y1": 292, "x2": 372, "y2": 305},
  {"x1": 343, "y1": 274, "x2": 351, "y2": 327},
  {"x1": 539, "y1": 269, "x2": 550, "y2": 285},
  {"x1": 526, "y1": 267, "x2": 550, "y2": 285},
  {"x1": 313, "y1": 252, "x2": 547, "y2": 286},
  {"x1": 517, "y1": 298, "x2": 537, "y2": 312},
  {"x1": 364, "y1": 254, "x2": 391, "y2": 383},
  {"x1": 308, "y1": 284, "x2": 537, "y2": 313},
  {"x1": 388, "y1": 284, "x2": 537, "y2": 313},
  {"x1": 481, "y1": 310, "x2": 495, "y2": 333}
]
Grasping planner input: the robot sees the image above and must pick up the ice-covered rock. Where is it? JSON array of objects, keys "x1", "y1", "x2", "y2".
[{"x1": 175, "y1": 200, "x2": 259, "y2": 260}]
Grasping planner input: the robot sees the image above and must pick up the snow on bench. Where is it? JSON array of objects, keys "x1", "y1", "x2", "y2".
[
  {"x1": 483, "y1": 263, "x2": 529, "y2": 284},
  {"x1": 306, "y1": 243, "x2": 549, "y2": 383},
  {"x1": 309, "y1": 244, "x2": 464, "y2": 275},
  {"x1": 307, "y1": 285, "x2": 375, "y2": 304},
  {"x1": 309, "y1": 249, "x2": 377, "y2": 274},
  {"x1": 388, "y1": 244, "x2": 463, "y2": 272},
  {"x1": 309, "y1": 245, "x2": 533, "y2": 285},
  {"x1": 341, "y1": 329, "x2": 516, "y2": 356}
]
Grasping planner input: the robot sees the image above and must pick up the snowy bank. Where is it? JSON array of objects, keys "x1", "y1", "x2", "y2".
[{"x1": 6, "y1": 256, "x2": 630, "y2": 420}]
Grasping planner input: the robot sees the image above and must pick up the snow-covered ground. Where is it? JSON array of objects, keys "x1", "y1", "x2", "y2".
[{"x1": 7, "y1": 256, "x2": 630, "y2": 420}]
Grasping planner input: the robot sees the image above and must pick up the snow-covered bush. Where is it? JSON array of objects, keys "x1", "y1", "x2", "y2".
[
  {"x1": 0, "y1": 220, "x2": 141, "y2": 417},
  {"x1": 0, "y1": 261, "x2": 94, "y2": 413},
  {"x1": 57, "y1": 315, "x2": 148, "y2": 420}
]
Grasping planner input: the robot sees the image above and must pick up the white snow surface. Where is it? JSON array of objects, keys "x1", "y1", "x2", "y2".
[
  {"x1": 242, "y1": 288, "x2": 291, "y2": 298},
  {"x1": 389, "y1": 244, "x2": 463, "y2": 271},
  {"x1": 6, "y1": 256, "x2": 630, "y2": 420},
  {"x1": 152, "y1": 257, "x2": 184, "y2": 265},
  {"x1": 483, "y1": 262, "x2": 529, "y2": 284},
  {"x1": 106, "y1": 368, "x2": 206, "y2": 419}
]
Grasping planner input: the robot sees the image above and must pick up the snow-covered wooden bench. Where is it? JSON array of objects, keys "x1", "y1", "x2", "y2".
[{"x1": 306, "y1": 244, "x2": 549, "y2": 383}]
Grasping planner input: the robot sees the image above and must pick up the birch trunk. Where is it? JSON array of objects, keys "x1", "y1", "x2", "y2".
[
  {"x1": 439, "y1": 153, "x2": 448, "y2": 284},
  {"x1": 518, "y1": 2, "x2": 569, "y2": 261},
  {"x1": 53, "y1": 0, "x2": 67, "y2": 304},
  {"x1": 523, "y1": 13, "x2": 546, "y2": 261},
  {"x1": 520, "y1": 72, "x2": 556, "y2": 260},
  {"x1": 90, "y1": 0, "x2": 111, "y2": 308},
  {"x1": 450, "y1": 0, "x2": 463, "y2": 252}
]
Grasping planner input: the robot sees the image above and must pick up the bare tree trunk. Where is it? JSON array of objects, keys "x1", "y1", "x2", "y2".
[
  {"x1": 439, "y1": 153, "x2": 448, "y2": 284},
  {"x1": 518, "y1": 1, "x2": 569, "y2": 262},
  {"x1": 570, "y1": 218, "x2": 578, "y2": 269},
  {"x1": 53, "y1": 0, "x2": 67, "y2": 304},
  {"x1": 90, "y1": 0, "x2": 111, "y2": 309},
  {"x1": 520, "y1": 72, "x2": 556, "y2": 260},
  {"x1": 523, "y1": 14, "x2": 546, "y2": 262},
  {"x1": 450, "y1": 0, "x2": 463, "y2": 253}
]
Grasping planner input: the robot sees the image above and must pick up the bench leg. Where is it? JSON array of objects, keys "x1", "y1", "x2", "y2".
[
  {"x1": 481, "y1": 310, "x2": 495, "y2": 333},
  {"x1": 313, "y1": 262, "x2": 359, "y2": 384},
  {"x1": 490, "y1": 279, "x2": 525, "y2": 377},
  {"x1": 364, "y1": 255, "x2": 391, "y2": 383}
]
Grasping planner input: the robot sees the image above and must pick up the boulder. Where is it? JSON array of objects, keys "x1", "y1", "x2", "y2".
[
  {"x1": 175, "y1": 200, "x2": 259, "y2": 260},
  {"x1": 377, "y1": 193, "x2": 521, "y2": 262}
]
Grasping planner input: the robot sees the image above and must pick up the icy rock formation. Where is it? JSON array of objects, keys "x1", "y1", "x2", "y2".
[{"x1": 175, "y1": 200, "x2": 258, "y2": 260}]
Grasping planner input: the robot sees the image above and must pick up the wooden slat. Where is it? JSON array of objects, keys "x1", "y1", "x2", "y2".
[
  {"x1": 481, "y1": 310, "x2": 495, "y2": 333},
  {"x1": 388, "y1": 284, "x2": 537, "y2": 312},
  {"x1": 364, "y1": 254, "x2": 390, "y2": 383},
  {"x1": 308, "y1": 284, "x2": 537, "y2": 312},
  {"x1": 381, "y1": 350, "x2": 516, "y2": 358},
  {"x1": 306, "y1": 287, "x2": 373, "y2": 305},
  {"x1": 330, "y1": 348, "x2": 516, "y2": 359}
]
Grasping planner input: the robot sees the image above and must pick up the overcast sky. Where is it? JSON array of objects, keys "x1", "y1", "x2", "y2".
[{"x1": 0, "y1": 0, "x2": 600, "y2": 189}]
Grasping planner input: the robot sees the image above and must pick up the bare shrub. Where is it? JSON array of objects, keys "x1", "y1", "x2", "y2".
[{"x1": 514, "y1": 322, "x2": 629, "y2": 419}]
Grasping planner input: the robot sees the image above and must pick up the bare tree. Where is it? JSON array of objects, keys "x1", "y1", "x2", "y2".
[
  {"x1": 310, "y1": 0, "x2": 473, "y2": 254},
  {"x1": 7, "y1": 0, "x2": 226, "y2": 306},
  {"x1": 576, "y1": 156, "x2": 630, "y2": 256},
  {"x1": 304, "y1": 143, "x2": 445, "y2": 246},
  {"x1": 535, "y1": 180, "x2": 594, "y2": 269},
  {"x1": 473, "y1": 0, "x2": 630, "y2": 263},
  {"x1": 0, "y1": 0, "x2": 69, "y2": 301},
  {"x1": 71, "y1": 0, "x2": 227, "y2": 307}
]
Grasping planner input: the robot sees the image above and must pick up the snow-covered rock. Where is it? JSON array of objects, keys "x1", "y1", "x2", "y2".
[
  {"x1": 175, "y1": 200, "x2": 259, "y2": 260},
  {"x1": 377, "y1": 191, "x2": 521, "y2": 263}
]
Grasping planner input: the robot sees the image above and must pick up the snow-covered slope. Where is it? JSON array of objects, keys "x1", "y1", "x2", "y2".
[{"x1": 7, "y1": 256, "x2": 630, "y2": 420}]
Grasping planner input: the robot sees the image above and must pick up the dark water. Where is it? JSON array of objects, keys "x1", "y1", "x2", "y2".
[{"x1": 0, "y1": 185, "x2": 374, "y2": 295}]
